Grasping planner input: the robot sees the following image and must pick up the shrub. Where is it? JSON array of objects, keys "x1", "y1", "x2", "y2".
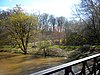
[
  {"x1": 59, "y1": 46, "x2": 66, "y2": 49},
  {"x1": 37, "y1": 41, "x2": 50, "y2": 57},
  {"x1": 79, "y1": 44, "x2": 90, "y2": 53}
]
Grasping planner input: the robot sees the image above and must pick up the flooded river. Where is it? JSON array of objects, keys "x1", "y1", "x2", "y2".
[{"x1": 0, "y1": 52, "x2": 66, "y2": 75}]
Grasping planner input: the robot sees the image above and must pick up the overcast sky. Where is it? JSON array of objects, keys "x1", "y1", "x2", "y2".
[{"x1": 0, "y1": 0, "x2": 80, "y2": 18}]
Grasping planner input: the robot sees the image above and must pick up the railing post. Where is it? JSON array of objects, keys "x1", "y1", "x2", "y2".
[
  {"x1": 82, "y1": 62, "x2": 86, "y2": 75},
  {"x1": 79, "y1": 61, "x2": 86, "y2": 75},
  {"x1": 65, "y1": 67, "x2": 70, "y2": 75},
  {"x1": 85, "y1": 61, "x2": 92, "y2": 75},
  {"x1": 65, "y1": 66, "x2": 74, "y2": 75},
  {"x1": 97, "y1": 63, "x2": 100, "y2": 75},
  {"x1": 92, "y1": 58, "x2": 96, "y2": 75}
]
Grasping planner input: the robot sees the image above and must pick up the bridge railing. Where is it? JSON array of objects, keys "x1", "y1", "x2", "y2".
[{"x1": 30, "y1": 53, "x2": 100, "y2": 75}]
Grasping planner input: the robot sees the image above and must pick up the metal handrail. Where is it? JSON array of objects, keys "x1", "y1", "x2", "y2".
[{"x1": 30, "y1": 53, "x2": 100, "y2": 75}]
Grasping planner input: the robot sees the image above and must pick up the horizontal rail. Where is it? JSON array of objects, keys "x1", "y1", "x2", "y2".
[{"x1": 30, "y1": 53, "x2": 100, "y2": 75}]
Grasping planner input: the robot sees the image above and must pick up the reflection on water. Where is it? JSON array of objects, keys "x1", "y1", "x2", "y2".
[{"x1": 0, "y1": 52, "x2": 66, "y2": 75}]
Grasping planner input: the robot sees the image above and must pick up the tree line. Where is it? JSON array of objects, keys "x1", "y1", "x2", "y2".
[{"x1": 0, "y1": 0, "x2": 100, "y2": 54}]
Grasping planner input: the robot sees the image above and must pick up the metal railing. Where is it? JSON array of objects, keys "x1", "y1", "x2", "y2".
[{"x1": 30, "y1": 53, "x2": 100, "y2": 75}]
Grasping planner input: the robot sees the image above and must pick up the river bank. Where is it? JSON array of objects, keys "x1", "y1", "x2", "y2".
[{"x1": 0, "y1": 52, "x2": 66, "y2": 75}]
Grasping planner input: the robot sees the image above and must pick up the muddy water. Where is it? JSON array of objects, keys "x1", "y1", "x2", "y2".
[{"x1": 0, "y1": 52, "x2": 66, "y2": 75}]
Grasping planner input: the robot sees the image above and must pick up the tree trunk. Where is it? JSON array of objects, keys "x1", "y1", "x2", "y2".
[
  {"x1": 43, "y1": 48, "x2": 46, "y2": 57},
  {"x1": 20, "y1": 37, "x2": 27, "y2": 54},
  {"x1": 23, "y1": 49, "x2": 27, "y2": 54},
  {"x1": 53, "y1": 24, "x2": 55, "y2": 32}
]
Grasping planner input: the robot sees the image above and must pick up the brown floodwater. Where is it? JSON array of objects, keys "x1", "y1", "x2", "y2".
[{"x1": 0, "y1": 52, "x2": 66, "y2": 75}]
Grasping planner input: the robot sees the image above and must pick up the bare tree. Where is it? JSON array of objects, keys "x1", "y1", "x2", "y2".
[
  {"x1": 48, "y1": 15, "x2": 56, "y2": 32},
  {"x1": 74, "y1": 0, "x2": 100, "y2": 44},
  {"x1": 56, "y1": 16, "x2": 65, "y2": 32}
]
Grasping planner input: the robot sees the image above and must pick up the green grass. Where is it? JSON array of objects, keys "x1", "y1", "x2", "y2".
[
  {"x1": 65, "y1": 46, "x2": 80, "y2": 49},
  {"x1": 95, "y1": 45, "x2": 100, "y2": 48},
  {"x1": 49, "y1": 45, "x2": 60, "y2": 48},
  {"x1": 0, "y1": 45, "x2": 12, "y2": 52},
  {"x1": 48, "y1": 45, "x2": 81, "y2": 51},
  {"x1": 0, "y1": 44, "x2": 82, "y2": 55}
]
